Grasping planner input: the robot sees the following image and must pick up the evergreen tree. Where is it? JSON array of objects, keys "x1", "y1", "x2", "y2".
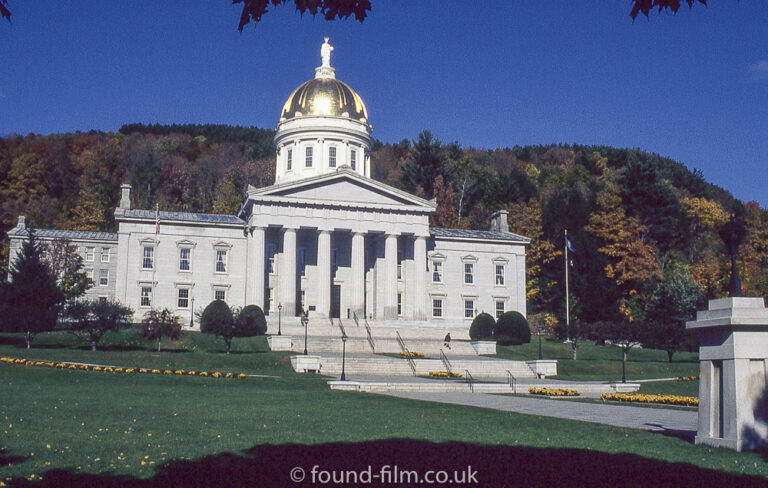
[{"x1": 0, "y1": 231, "x2": 64, "y2": 348}]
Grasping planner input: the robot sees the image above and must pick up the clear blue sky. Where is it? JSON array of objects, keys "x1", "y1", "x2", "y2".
[{"x1": 2, "y1": 1, "x2": 766, "y2": 207}]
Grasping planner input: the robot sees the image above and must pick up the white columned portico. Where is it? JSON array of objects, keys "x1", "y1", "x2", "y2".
[
  {"x1": 247, "y1": 226, "x2": 265, "y2": 308},
  {"x1": 350, "y1": 232, "x2": 365, "y2": 318},
  {"x1": 413, "y1": 235, "x2": 427, "y2": 321},
  {"x1": 384, "y1": 233, "x2": 398, "y2": 319},
  {"x1": 280, "y1": 227, "x2": 297, "y2": 316},
  {"x1": 317, "y1": 229, "x2": 332, "y2": 318}
]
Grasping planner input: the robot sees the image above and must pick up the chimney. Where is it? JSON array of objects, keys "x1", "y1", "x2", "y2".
[
  {"x1": 119, "y1": 184, "x2": 132, "y2": 210},
  {"x1": 490, "y1": 210, "x2": 509, "y2": 233}
]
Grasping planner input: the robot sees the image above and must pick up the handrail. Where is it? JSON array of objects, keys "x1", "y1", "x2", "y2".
[
  {"x1": 506, "y1": 370, "x2": 516, "y2": 394},
  {"x1": 337, "y1": 318, "x2": 347, "y2": 340},
  {"x1": 439, "y1": 349, "x2": 452, "y2": 373},
  {"x1": 395, "y1": 330, "x2": 416, "y2": 376},
  {"x1": 465, "y1": 369, "x2": 475, "y2": 393},
  {"x1": 353, "y1": 311, "x2": 375, "y2": 352}
]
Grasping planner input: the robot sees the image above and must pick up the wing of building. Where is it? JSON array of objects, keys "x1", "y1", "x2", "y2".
[{"x1": 7, "y1": 40, "x2": 530, "y2": 327}]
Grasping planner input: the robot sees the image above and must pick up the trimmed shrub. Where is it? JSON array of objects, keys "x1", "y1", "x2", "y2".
[
  {"x1": 200, "y1": 300, "x2": 235, "y2": 353},
  {"x1": 494, "y1": 311, "x2": 531, "y2": 346},
  {"x1": 469, "y1": 312, "x2": 495, "y2": 340},
  {"x1": 235, "y1": 305, "x2": 267, "y2": 337}
]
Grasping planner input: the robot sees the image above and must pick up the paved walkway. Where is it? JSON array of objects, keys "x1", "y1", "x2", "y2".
[{"x1": 376, "y1": 391, "x2": 697, "y2": 436}]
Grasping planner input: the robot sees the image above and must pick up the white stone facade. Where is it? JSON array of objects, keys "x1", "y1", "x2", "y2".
[{"x1": 7, "y1": 40, "x2": 530, "y2": 327}]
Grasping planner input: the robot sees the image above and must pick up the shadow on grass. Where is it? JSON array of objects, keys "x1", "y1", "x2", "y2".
[
  {"x1": 7, "y1": 439, "x2": 768, "y2": 488},
  {"x1": 0, "y1": 448, "x2": 28, "y2": 466},
  {"x1": 73, "y1": 345, "x2": 147, "y2": 352}
]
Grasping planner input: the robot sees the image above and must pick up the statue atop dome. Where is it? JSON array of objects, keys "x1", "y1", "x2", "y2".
[{"x1": 321, "y1": 37, "x2": 334, "y2": 67}]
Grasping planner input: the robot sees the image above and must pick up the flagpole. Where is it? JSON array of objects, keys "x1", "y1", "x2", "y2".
[
  {"x1": 565, "y1": 229, "x2": 570, "y2": 342},
  {"x1": 152, "y1": 203, "x2": 159, "y2": 309}
]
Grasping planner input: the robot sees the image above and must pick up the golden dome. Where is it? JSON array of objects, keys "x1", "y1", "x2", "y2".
[{"x1": 280, "y1": 78, "x2": 368, "y2": 123}]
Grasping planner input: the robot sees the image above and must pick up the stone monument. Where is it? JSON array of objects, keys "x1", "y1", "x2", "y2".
[{"x1": 686, "y1": 218, "x2": 768, "y2": 451}]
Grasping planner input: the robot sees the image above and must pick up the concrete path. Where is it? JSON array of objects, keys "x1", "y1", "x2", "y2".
[{"x1": 376, "y1": 391, "x2": 697, "y2": 436}]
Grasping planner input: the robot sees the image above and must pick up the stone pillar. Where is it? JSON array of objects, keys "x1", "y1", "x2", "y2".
[
  {"x1": 279, "y1": 227, "x2": 297, "y2": 316},
  {"x1": 384, "y1": 234, "x2": 398, "y2": 320},
  {"x1": 246, "y1": 226, "x2": 265, "y2": 308},
  {"x1": 413, "y1": 235, "x2": 427, "y2": 321},
  {"x1": 350, "y1": 232, "x2": 365, "y2": 318},
  {"x1": 686, "y1": 297, "x2": 768, "y2": 451},
  {"x1": 316, "y1": 230, "x2": 332, "y2": 318}
]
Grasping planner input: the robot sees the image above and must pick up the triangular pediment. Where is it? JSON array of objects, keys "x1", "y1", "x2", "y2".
[{"x1": 248, "y1": 169, "x2": 436, "y2": 210}]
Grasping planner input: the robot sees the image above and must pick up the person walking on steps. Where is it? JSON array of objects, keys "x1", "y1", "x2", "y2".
[{"x1": 444, "y1": 332, "x2": 451, "y2": 350}]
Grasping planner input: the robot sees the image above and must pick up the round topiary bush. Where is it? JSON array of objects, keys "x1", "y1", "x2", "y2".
[
  {"x1": 236, "y1": 304, "x2": 267, "y2": 337},
  {"x1": 200, "y1": 299, "x2": 235, "y2": 352},
  {"x1": 494, "y1": 311, "x2": 531, "y2": 346},
  {"x1": 469, "y1": 312, "x2": 495, "y2": 340}
]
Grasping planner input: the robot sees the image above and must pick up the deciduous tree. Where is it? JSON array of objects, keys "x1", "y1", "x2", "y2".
[
  {"x1": 140, "y1": 308, "x2": 183, "y2": 352},
  {"x1": 64, "y1": 299, "x2": 133, "y2": 351}
]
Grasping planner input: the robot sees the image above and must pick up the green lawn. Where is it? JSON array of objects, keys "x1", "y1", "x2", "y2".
[
  {"x1": 1, "y1": 330, "x2": 767, "y2": 485},
  {"x1": 496, "y1": 339, "x2": 699, "y2": 381}
]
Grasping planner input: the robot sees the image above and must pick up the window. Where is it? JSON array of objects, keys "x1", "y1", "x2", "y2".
[
  {"x1": 464, "y1": 263, "x2": 474, "y2": 284},
  {"x1": 496, "y1": 300, "x2": 505, "y2": 319},
  {"x1": 85, "y1": 247, "x2": 95, "y2": 262},
  {"x1": 215, "y1": 249, "x2": 227, "y2": 273},
  {"x1": 99, "y1": 269, "x2": 109, "y2": 286},
  {"x1": 465, "y1": 300, "x2": 475, "y2": 318},
  {"x1": 350, "y1": 149, "x2": 357, "y2": 170},
  {"x1": 99, "y1": 296, "x2": 108, "y2": 303},
  {"x1": 86, "y1": 269, "x2": 94, "y2": 281},
  {"x1": 397, "y1": 293, "x2": 403, "y2": 316},
  {"x1": 179, "y1": 248, "x2": 191, "y2": 271},
  {"x1": 397, "y1": 247, "x2": 403, "y2": 280},
  {"x1": 432, "y1": 298, "x2": 443, "y2": 318},
  {"x1": 141, "y1": 287, "x2": 152, "y2": 307},
  {"x1": 142, "y1": 246, "x2": 154, "y2": 269},
  {"x1": 101, "y1": 248, "x2": 110, "y2": 262},
  {"x1": 305, "y1": 146, "x2": 313, "y2": 167},
  {"x1": 495, "y1": 264, "x2": 505, "y2": 285},
  {"x1": 328, "y1": 146, "x2": 336, "y2": 167},
  {"x1": 177, "y1": 288, "x2": 189, "y2": 309},
  {"x1": 432, "y1": 261, "x2": 443, "y2": 283},
  {"x1": 266, "y1": 244, "x2": 276, "y2": 273},
  {"x1": 331, "y1": 248, "x2": 338, "y2": 269},
  {"x1": 214, "y1": 289, "x2": 226, "y2": 302},
  {"x1": 267, "y1": 288, "x2": 274, "y2": 314},
  {"x1": 287, "y1": 149, "x2": 292, "y2": 171}
]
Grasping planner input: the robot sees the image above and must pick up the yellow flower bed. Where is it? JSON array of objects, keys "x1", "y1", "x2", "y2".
[
  {"x1": 529, "y1": 387, "x2": 580, "y2": 397},
  {"x1": 676, "y1": 376, "x2": 698, "y2": 381},
  {"x1": 429, "y1": 371, "x2": 462, "y2": 378},
  {"x1": 0, "y1": 357, "x2": 248, "y2": 380},
  {"x1": 399, "y1": 351, "x2": 424, "y2": 358},
  {"x1": 600, "y1": 392, "x2": 698, "y2": 406}
]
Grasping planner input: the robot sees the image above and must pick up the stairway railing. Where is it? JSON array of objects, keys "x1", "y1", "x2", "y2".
[
  {"x1": 506, "y1": 370, "x2": 516, "y2": 394},
  {"x1": 439, "y1": 349, "x2": 452, "y2": 373},
  {"x1": 465, "y1": 369, "x2": 475, "y2": 393},
  {"x1": 353, "y1": 311, "x2": 375, "y2": 352},
  {"x1": 395, "y1": 330, "x2": 416, "y2": 376}
]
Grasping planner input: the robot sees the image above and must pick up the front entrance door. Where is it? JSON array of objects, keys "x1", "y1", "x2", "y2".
[{"x1": 331, "y1": 285, "x2": 341, "y2": 318}]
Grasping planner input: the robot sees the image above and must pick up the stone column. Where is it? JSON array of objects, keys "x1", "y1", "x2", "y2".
[
  {"x1": 246, "y1": 226, "x2": 265, "y2": 308},
  {"x1": 279, "y1": 227, "x2": 297, "y2": 316},
  {"x1": 350, "y1": 232, "x2": 365, "y2": 319},
  {"x1": 384, "y1": 234, "x2": 398, "y2": 320},
  {"x1": 316, "y1": 230, "x2": 332, "y2": 318},
  {"x1": 413, "y1": 235, "x2": 427, "y2": 321}
]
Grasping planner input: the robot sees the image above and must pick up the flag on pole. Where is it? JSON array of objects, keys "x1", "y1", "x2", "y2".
[
  {"x1": 566, "y1": 236, "x2": 576, "y2": 253},
  {"x1": 155, "y1": 204, "x2": 160, "y2": 235}
]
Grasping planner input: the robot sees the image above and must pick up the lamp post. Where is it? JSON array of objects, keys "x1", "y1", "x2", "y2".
[
  {"x1": 340, "y1": 331, "x2": 348, "y2": 381},
  {"x1": 301, "y1": 309, "x2": 309, "y2": 355},
  {"x1": 537, "y1": 325, "x2": 544, "y2": 360},
  {"x1": 277, "y1": 303, "x2": 282, "y2": 336}
]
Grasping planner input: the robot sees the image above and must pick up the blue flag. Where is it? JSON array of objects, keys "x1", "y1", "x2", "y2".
[{"x1": 566, "y1": 236, "x2": 576, "y2": 254}]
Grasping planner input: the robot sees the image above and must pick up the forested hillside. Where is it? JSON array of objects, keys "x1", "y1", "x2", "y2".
[{"x1": 1, "y1": 124, "x2": 766, "y2": 333}]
